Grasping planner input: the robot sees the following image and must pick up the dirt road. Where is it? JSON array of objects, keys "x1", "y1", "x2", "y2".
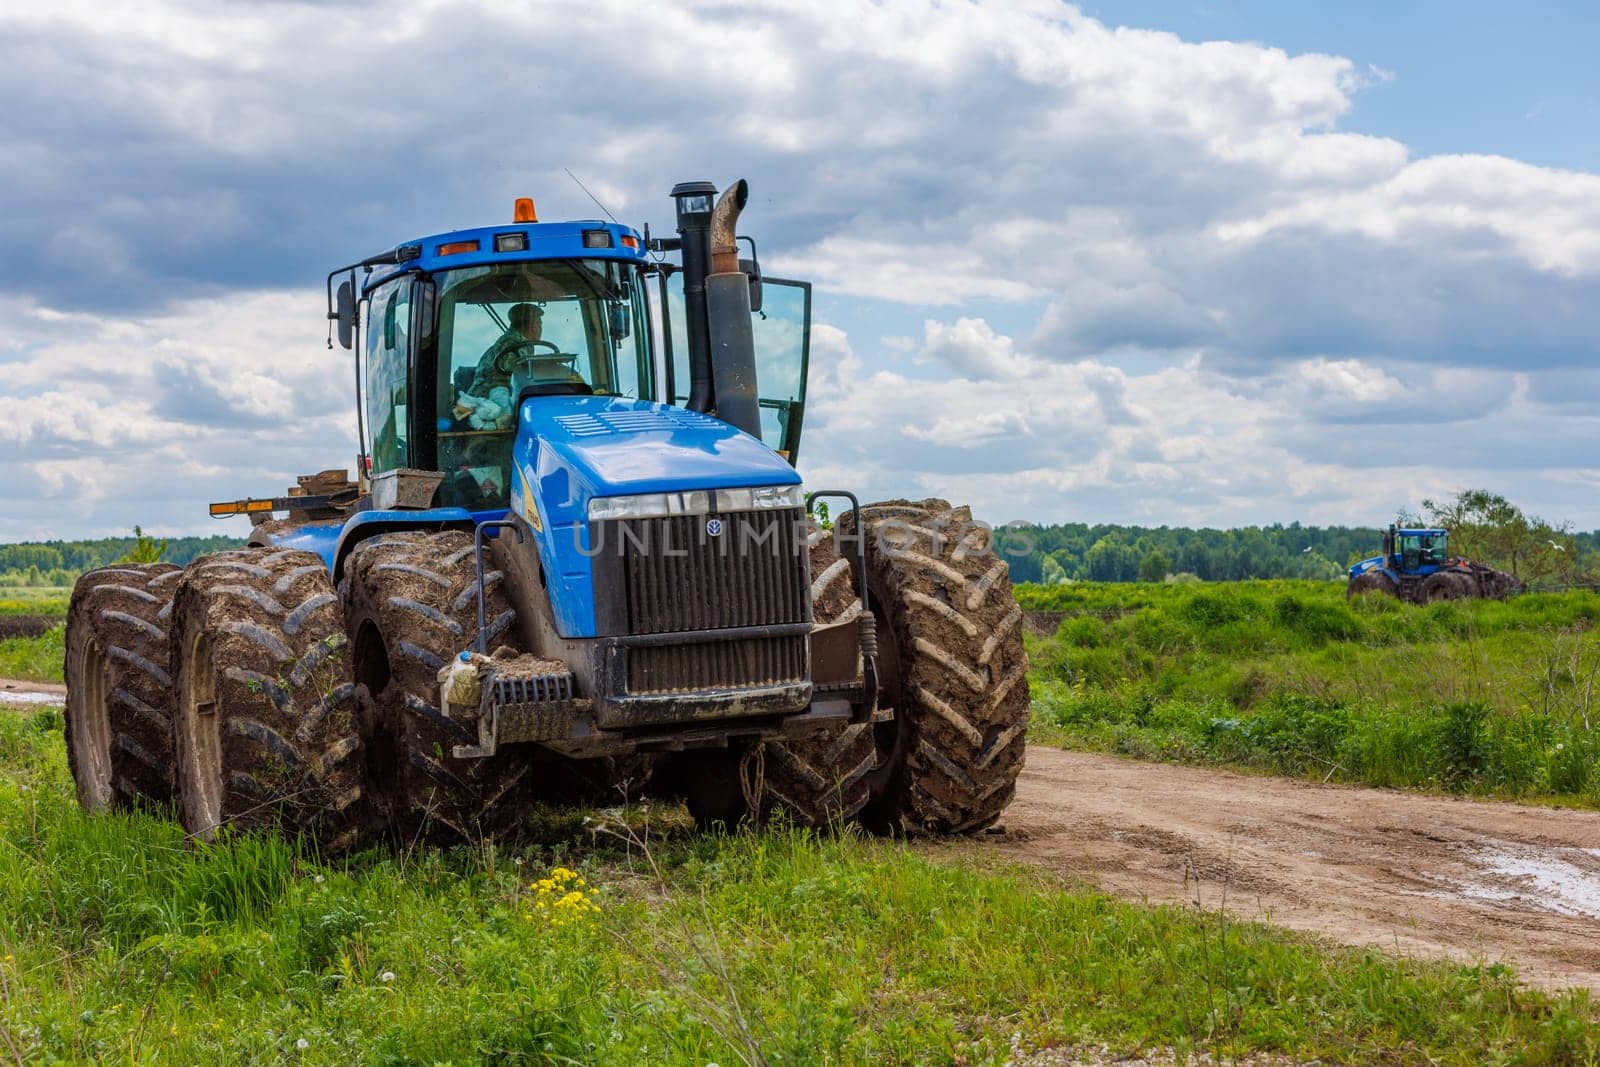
[{"x1": 977, "y1": 747, "x2": 1600, "y2": 993}]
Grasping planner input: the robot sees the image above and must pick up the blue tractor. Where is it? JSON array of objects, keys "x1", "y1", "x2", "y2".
[
  {"x1": 1346, "y1": 524, "x2": 1521, "y2": 603},
  {"x1": 62, "y1": 180, "x2": 1031, "y2": 849}
]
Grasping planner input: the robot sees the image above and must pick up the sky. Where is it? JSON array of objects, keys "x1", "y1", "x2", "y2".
[{"x1": 1, "y1": 0, "x2": 1597, "y2": 540}]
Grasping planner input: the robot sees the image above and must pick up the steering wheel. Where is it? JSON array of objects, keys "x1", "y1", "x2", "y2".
[{"x1": 503, "y1": 339, "x2": 581, "y2": 380}]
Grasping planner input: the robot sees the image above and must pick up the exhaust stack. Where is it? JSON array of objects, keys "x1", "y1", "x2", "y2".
[{"x1": 704, "y1": 180, "x2": 762, "y2": 439}]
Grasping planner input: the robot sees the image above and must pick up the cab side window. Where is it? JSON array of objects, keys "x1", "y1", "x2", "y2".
[
  {"x1": 365, "y1": 279, "x2": 411, "y2": 474},
  {"x1": 751, "y1": 279, "x2": 811, "y2": 461}
]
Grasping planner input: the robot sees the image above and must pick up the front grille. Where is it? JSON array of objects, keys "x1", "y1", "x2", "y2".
[
  {"x1": 627, "y1": 634, "x2": 808, "y2": 694},
  {"x1": 601, "y1": 507, "x2": 809, "y2": 635}
]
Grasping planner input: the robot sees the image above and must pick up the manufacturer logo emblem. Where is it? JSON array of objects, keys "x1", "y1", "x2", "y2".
[{"x1": 705, "y1": 517, "x2": 724, "y2": 538}]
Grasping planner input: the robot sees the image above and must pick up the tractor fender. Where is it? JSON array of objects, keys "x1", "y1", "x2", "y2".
[
  {"x1": 329, "y1": 508, "x2": 481, "y2": 581},
  {"x1": 1347, "y1": 556, "x2": 1398, "y2": 585}
]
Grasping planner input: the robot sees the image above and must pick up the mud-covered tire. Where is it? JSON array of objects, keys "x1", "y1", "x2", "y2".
[
  {"x1": 169, "y1": 549, "x2": 363, "y2": 854},
  {"x1": 749, "y1": 527, "x2": 876, "y2": 828},
  {"x1": 1467, "y1": 564, "x2": 1521, "y2": 599},
  {"x1": 1346, "y1": 571, "x2": 1397, "y2": 600},
  {"x1": 63, "y1": 564, "x2": 182, "y2": 811},
  {"x1": 851, "y1": 499, "x2": 1030, "y2": 834},
  {"x1": 342, "y1": 531, "x2": 528, "y2": 843},
  {"x1": 1419, "y1": 571, "x2": 1468, "y2": 603}
]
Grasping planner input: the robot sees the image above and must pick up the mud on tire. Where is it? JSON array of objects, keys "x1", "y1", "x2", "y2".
[
  {"x1": 342, "y1": 531, "x2": 528, "y2": 843},
  {"x1": 64, "y1": 564, "x2": 183, "y2": 811},
  {"x1": 1346, "y1": 571, "x2": 1397, "y2": 600},
  {"x1": 747, "y1": 526, "x2": 877, "y2": 828},
  {"x1": 169, "y1": 549, "x2": 363, "y2": 854},
  {"x1": 1419, "y1": 571, "x2": 1469, "y2": 603},
  {"x1": 851, "y1": 499, "x2": 1030, "y2": 834}
]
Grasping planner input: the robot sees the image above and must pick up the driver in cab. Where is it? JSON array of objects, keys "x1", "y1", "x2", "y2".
[{"x1": 471, "y1": 302, "x2": 545, "y2": 395}]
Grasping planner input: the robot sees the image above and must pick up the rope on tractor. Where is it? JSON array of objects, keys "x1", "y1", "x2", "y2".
[{"x1": 739, "y1": 743, "x2": 767, "y2": 821}]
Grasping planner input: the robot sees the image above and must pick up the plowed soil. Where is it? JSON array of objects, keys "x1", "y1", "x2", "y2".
[
  {"x1": 966, "y1": 747, "x2": 1600, "y2": 993},
  {"x1": 0, "y1": 615, "x2": 56, "y2": 639}
]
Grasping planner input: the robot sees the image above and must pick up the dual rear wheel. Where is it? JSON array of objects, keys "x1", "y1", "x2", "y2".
[
  {"x1": 168, "y1": 549, "x2": 363, "y2": 853},
  {"x1": 63, "y1": 564, "x2": 182, "y2": 811}
]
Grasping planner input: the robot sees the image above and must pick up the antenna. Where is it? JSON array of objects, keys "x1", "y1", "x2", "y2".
[{"x1": 564, "y1": 168, "x2": 620, "y2": 224}]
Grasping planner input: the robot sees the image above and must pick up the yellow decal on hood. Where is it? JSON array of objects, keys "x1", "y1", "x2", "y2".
[{"x1": 517, "y1": 466, "x2": 542, "y2": 532}]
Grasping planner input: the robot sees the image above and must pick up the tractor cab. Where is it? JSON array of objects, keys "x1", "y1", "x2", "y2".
[
  {"x1": 337, "y1": 196, "x2": 813, "y2": 522},
  {"x1": 1384, "y1": 526, "x2": 1449, "y2": 575},
  {"x1": 360, "y1": 235, "x2": 659, "y2": 511}
]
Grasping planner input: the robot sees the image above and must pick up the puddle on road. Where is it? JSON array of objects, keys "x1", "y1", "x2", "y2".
[
  {"x1": 0, "y1": 689, "x2": 61, "y2": 707},
  {"x1": 1413, "y1": 840, "x2": 1600, "y2": 921},
  {"x1": 1466, "y1": 845, "x2": 1600, "y2": 920}
]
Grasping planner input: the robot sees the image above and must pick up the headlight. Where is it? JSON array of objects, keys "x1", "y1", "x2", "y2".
[
  {"x1": 587, "y1": 484, "x2": 802, "y2": 521},
  {"x1": 746, "y1": 485, "x2": 805, "y2": 510}
]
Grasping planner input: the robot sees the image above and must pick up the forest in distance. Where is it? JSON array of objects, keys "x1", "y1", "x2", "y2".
[{"x1": 995, "y1": 490, "x2": 1599, "y2": 587}]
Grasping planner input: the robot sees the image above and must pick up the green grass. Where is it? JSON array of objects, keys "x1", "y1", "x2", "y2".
[
  {"x1": 0, "y1": 588, "x2": 69, "y2": 618},
  {"x1": 0, "y1": 625, "x2": 63, "y2": 684},
  {"x1": 1023, "y1": 580, "x2": 1600, "y2": 804},
  {"x1": 1, "y1": 710, "x2": 1595, "y2": 1064}
]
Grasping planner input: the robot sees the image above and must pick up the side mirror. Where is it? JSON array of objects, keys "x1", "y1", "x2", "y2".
[
  {"x1": 609, "y1": 304, "x2": 631, "y2": 342},
  {"x1": 741, "y1": 256, "x2": 763, "y2": 314},
  {"x1": 336, "y1": 280, "x2": 357, "y2": 350}
]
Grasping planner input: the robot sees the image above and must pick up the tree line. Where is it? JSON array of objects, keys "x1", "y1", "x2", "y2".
[
  {"x1": 992, "y1": 490, "x2": 1600, "y2": 586},
  {"x1": 0, "y1": 532, "x2": 243, "y2": 588}
]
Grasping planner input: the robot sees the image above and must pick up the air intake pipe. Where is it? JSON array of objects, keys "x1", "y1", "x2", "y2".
[{"x1": 704, "y1": 179, "x2": 762, "y2": 439}]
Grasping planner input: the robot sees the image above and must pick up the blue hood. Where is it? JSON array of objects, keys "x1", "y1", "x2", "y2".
[
  {"x1": 509, "y1": 395, "x2": 801, "y2": 637},
  {"x1": 522, "y1": 396, "x2": 799, "y2": 497}
]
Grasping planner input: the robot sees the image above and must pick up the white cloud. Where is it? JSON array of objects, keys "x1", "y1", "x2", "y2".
[{"x1": 916, "y1": 317, "x2": 1019, "y2": 379}]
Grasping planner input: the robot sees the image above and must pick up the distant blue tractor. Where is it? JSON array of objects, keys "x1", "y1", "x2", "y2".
[
  {"x1": 62, "y1": 180, "x2": 1031, "y2": 850},
  {"x1": 1346, "y1": 524, "x2": 1521, "y2": 603}
]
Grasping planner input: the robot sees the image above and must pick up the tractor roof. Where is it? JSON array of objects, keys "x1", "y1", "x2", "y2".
[
  {"x1": 1395, "y1": 528, "x2": 1448, "y2": 537},
  {"x1": 363, "y1": 220, "x2": 647, "y2": 294}
]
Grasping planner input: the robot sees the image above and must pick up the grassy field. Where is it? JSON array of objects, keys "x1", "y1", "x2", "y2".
[
  {"x1": 0, "y1": 629, "x2": 63, "y2": 685},
  {"x1": 0, "y1": 590, "x2": 67, "y2": 685},
  {"x1": 0, "y1": 709, "x2": 1595, "y2": 1064},
  {"x1": 1022, "y1": 580, "x2": 1600, "y2": 805}
]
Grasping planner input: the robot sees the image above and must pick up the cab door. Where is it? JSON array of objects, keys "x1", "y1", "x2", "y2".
[
  {"x1": 656, "y1": 269, "x2": 812, "y2": 463},
  {"x1": 362, "y1": 277, "x2": 413, "y2": 476}
]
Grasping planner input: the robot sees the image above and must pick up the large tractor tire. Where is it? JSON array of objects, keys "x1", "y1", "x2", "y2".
[
  {"x1": 1419, "y1": 571, "x2": 1470, "y2": 603},
  {"x1": 169, "y1": 549, "x2": 363, "y2": 854},
  {"x1": 852, "y1": 499, "x2": 1030, "y2": 834},
  {"x1": 1345, "y1": 571, "x2": 1397, "y2": 600},
  {"x1": 63, "y1": 564, "x2": 182, "y2": 811},
  {"x1": 341, "y1": 531, "x2": 529, "y2": 843},
  {"x1": 740, "y1": 527, "x2": 877, "y2": 828},
  {"x1": 1467, "y1": 563, "x2": 1522, "y2": 600}
]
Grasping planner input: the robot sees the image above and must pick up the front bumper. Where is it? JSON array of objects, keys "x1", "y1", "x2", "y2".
[{"x1": 451, "y1": 616, "x2": 873, "y2": 760}]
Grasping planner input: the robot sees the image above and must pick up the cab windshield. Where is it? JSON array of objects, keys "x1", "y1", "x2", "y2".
[
  {"x1": 429, "y1": 259, "x2": 653, "y2": 508},
  {"x1": 1398, "y1": 532, "x2": 1447, "y2": 566}
]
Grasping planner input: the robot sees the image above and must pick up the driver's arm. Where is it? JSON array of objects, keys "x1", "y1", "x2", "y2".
[{"x1": 468, "y1": 336, "x2": 512, "y2": 396}]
